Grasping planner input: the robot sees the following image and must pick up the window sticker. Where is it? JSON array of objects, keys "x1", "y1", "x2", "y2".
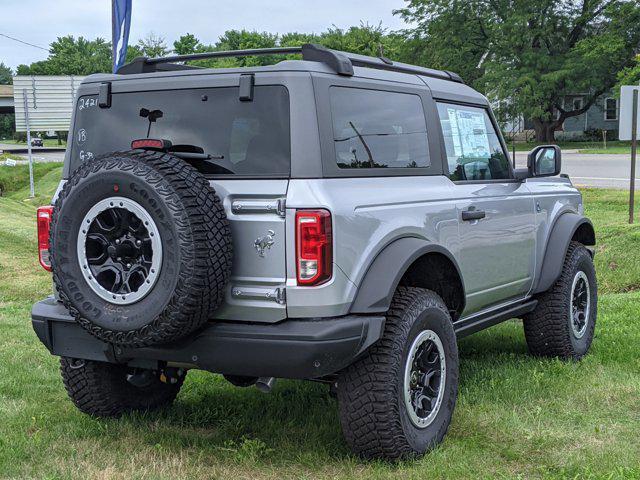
[{"x1": 447, "y1": 108, "x2": 490, "y2": 158}]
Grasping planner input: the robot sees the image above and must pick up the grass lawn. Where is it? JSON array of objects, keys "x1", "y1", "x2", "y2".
[
  {"x1": 1, "y1": 138, "x2": 66, "y2": 148},
  {"x1": 0, "y1": 169, "x2": 639, "y2": 479},
  {"x1": 0, "y1": 162, "x2": 63, "y2": 204}
]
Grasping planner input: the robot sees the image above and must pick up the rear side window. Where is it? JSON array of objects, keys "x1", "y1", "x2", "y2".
[
  {"x1": 71, "y1": 86, "x2": 290, "y2": 176},
  {"x1": 436, "y1": 103, "x2": 510, "y2": 181},
  {"x1": 329, "y1": 87, "x2": 429, "y2": 169}
]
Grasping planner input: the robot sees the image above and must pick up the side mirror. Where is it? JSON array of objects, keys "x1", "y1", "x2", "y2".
[{"x1": 527, "y1": 145, "x2": 561, "y2": 177}]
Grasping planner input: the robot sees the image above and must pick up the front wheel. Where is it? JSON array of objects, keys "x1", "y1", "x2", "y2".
[
  {"x1": 523, "y1": 241, "x2": 597, "y2": 360},
  {"x1": 337, "y1": 287, "x2": 459, "y2": 459}
]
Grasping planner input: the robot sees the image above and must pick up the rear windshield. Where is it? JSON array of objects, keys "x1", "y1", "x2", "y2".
[{"x1": 71, "y1": 85, "x2": 290, "y2": 176}]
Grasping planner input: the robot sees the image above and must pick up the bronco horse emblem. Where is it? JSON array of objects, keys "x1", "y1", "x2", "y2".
[{"x1": 254, "y1": 230, "x2": 276, "y2": 257}]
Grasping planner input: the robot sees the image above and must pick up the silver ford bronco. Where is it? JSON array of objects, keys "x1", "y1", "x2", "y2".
[{"x1": 32, "y1": 44, "x2": 597, "y2": 459}]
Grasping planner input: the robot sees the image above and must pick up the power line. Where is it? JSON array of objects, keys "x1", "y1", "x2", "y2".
[{"x1": 0, "y1": 33, "x2": 48, "y2": 51}]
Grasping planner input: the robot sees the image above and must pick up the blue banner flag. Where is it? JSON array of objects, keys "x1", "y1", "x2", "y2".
[{"x1": 112, "y1": 0, "x2": 132, "y2": 73}]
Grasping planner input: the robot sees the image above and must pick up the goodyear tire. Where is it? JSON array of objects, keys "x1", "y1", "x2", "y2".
[
  {"x1": 50, "y1": 150, "x2": 233, "y2": 347},
  {"x1": 337, "y1": 287, "x2": 459, "y2": 459},
  {"x1": 523, "y1": 241, "x2": 597, "y2": 360}
]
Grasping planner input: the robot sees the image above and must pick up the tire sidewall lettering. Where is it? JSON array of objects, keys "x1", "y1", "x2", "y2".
[{"x1": 54, "y1": 162, "x2": 183, "y2": 331}]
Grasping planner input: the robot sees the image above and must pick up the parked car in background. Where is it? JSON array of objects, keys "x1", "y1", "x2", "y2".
[{"x1": 31, "y1": 137, "x2": 43, "y2": 147}]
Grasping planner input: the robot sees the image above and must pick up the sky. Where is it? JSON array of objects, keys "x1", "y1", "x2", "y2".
[{"x1": 1, "y1": 0, "x2": 410, "y2": 70}]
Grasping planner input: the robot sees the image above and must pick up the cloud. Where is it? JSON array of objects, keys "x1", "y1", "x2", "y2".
[{"x1": 1, "y1": 0, "x2": 408, "y2": 70}]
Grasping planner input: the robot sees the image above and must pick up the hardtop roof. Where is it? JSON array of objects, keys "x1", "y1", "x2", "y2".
[{"x1": 81, "y1": 45, "x2": 487, "y2": 105}]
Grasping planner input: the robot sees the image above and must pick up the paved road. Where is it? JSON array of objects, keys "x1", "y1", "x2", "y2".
[
  {"x1": 515, "y1": 151, "x2": 638, "y2": 189},
  {"x1": 0, "y1": 142, "x2": 65, "y2": 163}
]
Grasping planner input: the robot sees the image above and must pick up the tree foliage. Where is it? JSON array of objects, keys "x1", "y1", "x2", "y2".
[
  {"x1": 0, "y1": 63, "x2": 13, "y2": 84},
  {"x1": 15, "y1": 36, "x2": 144, "y2": 76},
  {"x1": 16, "y1": 36, "x2": 112, "y2": 75},
  {"x1": 616, "y1": 54, "x2": 640, "y2": 90},
  {"x1": 397, "y1": 0, "x2": 640, "y2": 141},
  {"x1": 137, "y1": 32, "x2": 169, "y2": 58},
  {"x1": 171, "y1": 24, "x2": 403, "y2": 69}
]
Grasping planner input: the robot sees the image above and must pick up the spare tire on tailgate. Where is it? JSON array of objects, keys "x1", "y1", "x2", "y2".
[{"x1": 50, "y1": 150, "x2": 233, "y2": 347}]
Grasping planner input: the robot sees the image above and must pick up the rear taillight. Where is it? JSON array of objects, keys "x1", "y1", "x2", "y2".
[
  {"x1": 295, "y1": 209, "x2": 332, "y2": 286},
  {"x1": 37, "y1": 206, "x2": 54, "y2": 271}
]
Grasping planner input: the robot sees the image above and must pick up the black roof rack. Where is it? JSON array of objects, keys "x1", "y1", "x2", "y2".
[{"x1": 116, "y1": 43, "x2": 464, "y2": 84}]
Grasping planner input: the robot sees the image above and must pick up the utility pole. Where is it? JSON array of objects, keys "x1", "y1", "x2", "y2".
[
  {"x1": 22, "y1": 89, "x2": 35, "y2": 198},
  {"x1": 630, "y1": 89, "x2": 638, "y2": 224}
]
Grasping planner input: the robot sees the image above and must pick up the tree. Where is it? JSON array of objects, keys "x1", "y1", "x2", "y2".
[
  {"x1": 173, "y1": 33, "x2": 201, "y2": 55},
  {"x1": 0, "y1": 63, "x2": 12, "y2": 84},
  {"x1": 137, "y1": 32, "x2": 169, "y2": 58},
  {"x1": 318, "y1": 23, "x2": 403, "y2": 59},
  {"x1": 16, "y1": 36, "x2": 112, "y2": 75},
  {"x1": 172, "y1": 24, "x2": 404, "y2": 69},
  {"x1": 397, "y1": 0, "x2": 640, "y2": 141},
  {"x1": 617, "y1": 54, "x2": 640, "y2": 90},
  {"x1": 15, "y1": 36, "x2": 145, "y2": 75}
]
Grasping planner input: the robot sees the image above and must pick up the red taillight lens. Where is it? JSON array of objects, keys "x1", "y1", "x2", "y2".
[
  {"x1": 37, "y1": 206, "x2": 54, "y2": 272},
  {"x1": 131, "y1": 138, "x2": 171, "y2": 150},
  {"x1": 295, "y1": 209, "x2": 332, "y2": 286}
]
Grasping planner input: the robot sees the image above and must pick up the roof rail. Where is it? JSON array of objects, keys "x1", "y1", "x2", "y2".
[
  {"x1": 117, "y1": 44, "x2": 353, "y2": 76},
  {"x1": 116, "y1": 43, "x2": 464, "y2": 84},
  {"x1": 340, "y1": 51, "x2": 464, "y2": 83}
]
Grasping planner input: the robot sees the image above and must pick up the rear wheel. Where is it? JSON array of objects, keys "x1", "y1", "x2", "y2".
[
  {"x1": 523, "y1": 241, "x2": 597, "y2": 360},
  {"x1": 337, "y1": 287, "x2": 459, "y2": 459},
  {"x1": 60, "y1": 357, "x2": 184, "y2": 417}
]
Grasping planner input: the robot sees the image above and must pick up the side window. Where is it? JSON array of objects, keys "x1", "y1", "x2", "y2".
[
  {"x1": 330, "y1": 87, "x2": 429, "y2": 169},
  {"x1": 436, "y1": 103, "x2": 511, "y2": 181},
  {"x1": 604, "y1": 98, "x2": 618, "y2": 121}
]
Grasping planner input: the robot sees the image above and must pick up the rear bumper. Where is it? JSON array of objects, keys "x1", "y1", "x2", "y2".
[{"x1": 32, "y1": 297, "x2": 385, "y2": 379}]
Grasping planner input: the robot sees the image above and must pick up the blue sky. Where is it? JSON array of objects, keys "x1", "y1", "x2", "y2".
[{"x1": 1, "y1": 0, "x2": 410, "y2": 70}]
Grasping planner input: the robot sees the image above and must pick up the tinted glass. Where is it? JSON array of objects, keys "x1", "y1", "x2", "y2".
[
  {"x1": 436, "y1": 103, "x2": 510, "y2": 181},
  {"x1": 71, "y1": 86, "x2": 290, "y2": 176},
  {"x1": 330, "y1": 87, "x2": 429, "y2": 169},
  {"x1": 605, "y1": 98, "x2": 617, "y2": 120}
]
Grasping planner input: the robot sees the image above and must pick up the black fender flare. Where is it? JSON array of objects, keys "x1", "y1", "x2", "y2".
[
  {"x1": 349, "y1": 237, "x2": 465, "y2": 314},
  {"x1": 532, "y1": 213, "x2": 595, "y2": 294}
]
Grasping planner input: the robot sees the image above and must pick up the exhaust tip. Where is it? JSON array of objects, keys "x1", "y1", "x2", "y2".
[{"x1": 255, "y1": 376, "x2": 276, "y2": 393}]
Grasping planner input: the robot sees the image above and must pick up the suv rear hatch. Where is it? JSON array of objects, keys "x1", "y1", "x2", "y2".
[{"x1": 68, "y1": 77, "x2": 291, "y2": 322}]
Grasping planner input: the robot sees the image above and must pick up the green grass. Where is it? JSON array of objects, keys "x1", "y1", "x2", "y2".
[
  {"x1": 0, "y1": 175, "x2": 639, "y2": 479},
  {"x1": 0, "y1": 152, "x2": 22, "y2": 162},
  {"x1": 1, "y1": 138, "x2": 66, "y2": 148},
  {"x1": 577, "y1": 147, "x2": 632, "y2": 154},
  {"x1": 0, "y1": 162, "x2": 63, "y2": 206}
]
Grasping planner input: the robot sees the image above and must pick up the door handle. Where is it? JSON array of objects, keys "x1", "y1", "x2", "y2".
[{"x1": 461, "y1": 208, "x2": 486, "y2": 221}]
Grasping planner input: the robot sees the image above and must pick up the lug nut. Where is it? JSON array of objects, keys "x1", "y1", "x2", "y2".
[
  {"x1": 115, "y1": 239, "x2": 120, "y2": 245},
  {"x1": 136, "y1": 240, "x2": 141, "y2": 246}
]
